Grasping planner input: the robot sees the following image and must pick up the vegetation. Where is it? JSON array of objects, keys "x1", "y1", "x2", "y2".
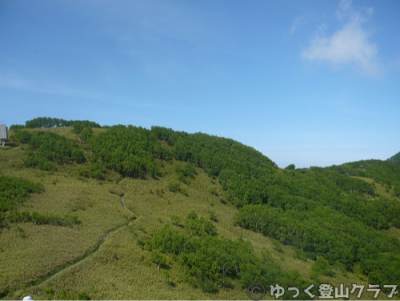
[
  {"x1": 0, "y1": 176, "x2": 43, "y2": 213},
  {"x1": 24, "y1": 117, "x2": 100, "y2": 129},
  {"x1": 1, "y1": 118, "x2": 400, "y2": 300},
  {"x1": 0, "y1": 176, "x2": 79, "y2": 229},
  {"x1": 141, "y1": 218, "x2": 308, "y2": 298},
  {"x1": 15, "y1": 131, "x2": 86, "y2": 170},
  {"x1": 387, "y1": 151, "x2": 400, "y2": 165}
]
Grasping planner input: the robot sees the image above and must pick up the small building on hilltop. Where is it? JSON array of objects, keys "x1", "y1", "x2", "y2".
[{"x1": 0, "y1": 124, "x2": 8, "y2": 146}]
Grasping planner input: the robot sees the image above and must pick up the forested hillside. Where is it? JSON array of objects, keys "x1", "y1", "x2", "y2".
[
  {"x1": 388, "y1": 151, "x2": 400, "y2": 166},
  {"x1": 1, "y1": 117, "x2": 399, "y2": 300}
]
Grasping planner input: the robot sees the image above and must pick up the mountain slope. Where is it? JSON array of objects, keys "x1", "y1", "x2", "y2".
[
  {"x1": 388, "y1": 151, "x2": 400, "y2": 165},
  {"x1": 1, "y1": 118, "x2": 399, "y2": 300}
]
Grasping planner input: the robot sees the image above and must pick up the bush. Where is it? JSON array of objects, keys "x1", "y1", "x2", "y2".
[
  {"x1": 168, "y1": 182, "x2": 187, "y2": 195},
  {"x1": 311, "y1": 256, "x2": 334, "y2": 277}
]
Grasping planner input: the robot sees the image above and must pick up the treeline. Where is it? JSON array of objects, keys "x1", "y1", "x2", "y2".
[
  {"x1": 327, "y1": 159, "x2": 400, "y2": 191},
  {"x1": 10, "y1": 117, "x2": 101, "y2": 130},
  {"x1": 86, "y1": 125, "x2": 277, "y2": 183},
  {"x1": 15, "y1": 131, "x2": 86, "y2": 170},
  {"x1": 139, "y1": 212, "x2": 308, "y2": 297}
]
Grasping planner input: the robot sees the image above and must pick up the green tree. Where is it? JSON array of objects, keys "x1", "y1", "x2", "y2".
[{"x1": 79, "y1": 127, "x2": 93, "y2": 143}]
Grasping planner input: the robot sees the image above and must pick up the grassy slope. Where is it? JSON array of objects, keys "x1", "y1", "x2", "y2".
[{"x1": 0, "y1": 127, "x2": 396, "y2": 300}]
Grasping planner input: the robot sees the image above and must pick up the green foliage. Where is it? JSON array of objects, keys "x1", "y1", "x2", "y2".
[
  {"x1": 72, "y1": 121, "x2": 99, "y2": 134},
  {"x1": 176, "y1": 162, "x2": 196, "y2": 184},
  {"x1": 329, "y1": 159, "x2": 400, "y2": 190},
  {"x1": 6, "y1": 210, "x2": 81, "y2": 227},
  {"x1": 150, "y1": 225, "x2": 306, "y2": 294},
  {"x1": 150, "y1": 251, "x2": 168, "y2": 270},
  {"x1": 311, "y1": 256, "x2": 334, "y2": 277},
  {"x1": 151, "y1": 126, "x2": 277, "y2": 204},
  {"x1": 209, "y1": 187, "x2": 219, "y2": 196},
  {"x1": 394, "y1": 185, "x2": 400, "y2": 198},
  {"x1": 0, "y1": 176, "x2": 79, "y2": 228},
  {"x1": 77, "y1": 292, "x2": 91, "y2": 300},
  {"x1": 387, "y1": 151, "x2": 400, "y2": 165},
  {"x1": 9, "y1": 124, "x2": 25, "y2": 131},
  {"x1": 170, "y1": 215, "x2": 182, "y2": 227},
  {"x1": 293, "y1": 248, "x2": 308, "y2": 261},
  {"x1": 271, "y1": 239, "x2": 284, "y2": 253},
  {"x1": 234, "y1": 203, "x2": 400, "y2": 285},
  {"x1": 79, "y1": 127, "x2": 93, "y2": 143},
  {"x1": 168, "y1": 182, "x2": 187, "y2": 195},
  {"x1": 15, "y1": 131, "x2": 32, "y2": 144},
  {"x1": 86, "y1": 123, "x2": 400, "y2": 290},
  {"x1": 0, "y1": 176, "x2": 44, "y2": 213},
  {"x1": 184, "y1": 212, "x2": 216, "y2": 236},
  {"x1": 24, "y1": 117, "x2": 100, "y2": 129},
  {"x1": 7, "y1": 118, "x2": 400, "y2": 298},
  {"x1": 16, "y1": 131, "x2": 86, "y2": 169},
  {"x1": 89, "y1": 125, "x2": 165, "y2": 179},
  {"x1": 209, "y1": 211, "x2": 218, "y2": 222}
]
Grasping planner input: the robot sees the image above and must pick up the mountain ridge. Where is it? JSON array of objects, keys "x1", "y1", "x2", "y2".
[{"x1": 1, "y1": 117, "x2": 399, "y2": 300}]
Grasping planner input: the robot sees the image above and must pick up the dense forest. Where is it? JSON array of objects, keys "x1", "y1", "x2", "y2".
[{"x1": 3, "y1": 117, "x2": 400, "y2": 299}]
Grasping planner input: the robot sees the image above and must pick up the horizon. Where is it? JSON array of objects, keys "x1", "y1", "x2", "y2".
[{"x1": 1, "y1": 0, "x2": 400, "y2": 168}]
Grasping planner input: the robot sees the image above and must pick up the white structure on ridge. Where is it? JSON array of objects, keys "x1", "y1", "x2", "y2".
[{"x1": 0, "y1": 124, "x2": 8, "y2": 147}]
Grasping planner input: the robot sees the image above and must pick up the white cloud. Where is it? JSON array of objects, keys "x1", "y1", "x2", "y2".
[{"x1": 301, "y1": 0, "x2": 381, "y2": 77}]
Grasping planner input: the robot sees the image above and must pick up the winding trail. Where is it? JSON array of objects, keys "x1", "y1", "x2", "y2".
[
  {"x1": 25, "y1": 178, "x2": 131, "y2": 291},
  {"x1": 121, "y1": 193, "x2": 126, "y2": 208},
  {"x1": 119, "y1": 178, "x2": 126, "y2": 208},
  {"x1": 29, "y1": 222, "x2": 129, "y2": 289}
]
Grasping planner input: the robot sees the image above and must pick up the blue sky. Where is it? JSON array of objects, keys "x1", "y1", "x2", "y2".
[{"x1": 1, "y1": 0, "x2": 400, "y2": 168}]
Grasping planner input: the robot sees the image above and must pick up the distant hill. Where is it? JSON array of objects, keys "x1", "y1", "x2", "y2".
[{"x1": 387, "y1": 151, "x2": 400, "y2": 165}]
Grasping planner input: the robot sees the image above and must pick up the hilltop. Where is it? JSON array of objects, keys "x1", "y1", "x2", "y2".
[
  {"x1": 388, "y1": 151, "x2": 400, "y2": 165},
  {"x1": 1, "y1": 117, "x2": 400, "y2": 300}
]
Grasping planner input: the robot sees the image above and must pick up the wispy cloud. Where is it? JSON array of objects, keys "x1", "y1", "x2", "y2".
[
  {"x1": 301, "y1": 0, "x2": 381, "y2": 77},
  {"x1": 0, "y1": 75, "x2": 195, "y2": 113},
  {"x1": 0, "y1": 76, "x2": 100, "y2": 99},
  {"x1": 290, "y1": 14, "x2": 306, "y2": 34}
]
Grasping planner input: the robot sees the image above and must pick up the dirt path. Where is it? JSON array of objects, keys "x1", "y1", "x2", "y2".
[
  {"x1": 27, "y1": 179, "x2": 130, "y2": 290},
  {"x1": 29, "y1": 222, "x2": 129, "y2": 290},
  {"x1": 120, "y1": 178, "x2": 126, "y2": 208},
  {"x1": 121, "y1": 193, "x2": 126, "y2": 208}
]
